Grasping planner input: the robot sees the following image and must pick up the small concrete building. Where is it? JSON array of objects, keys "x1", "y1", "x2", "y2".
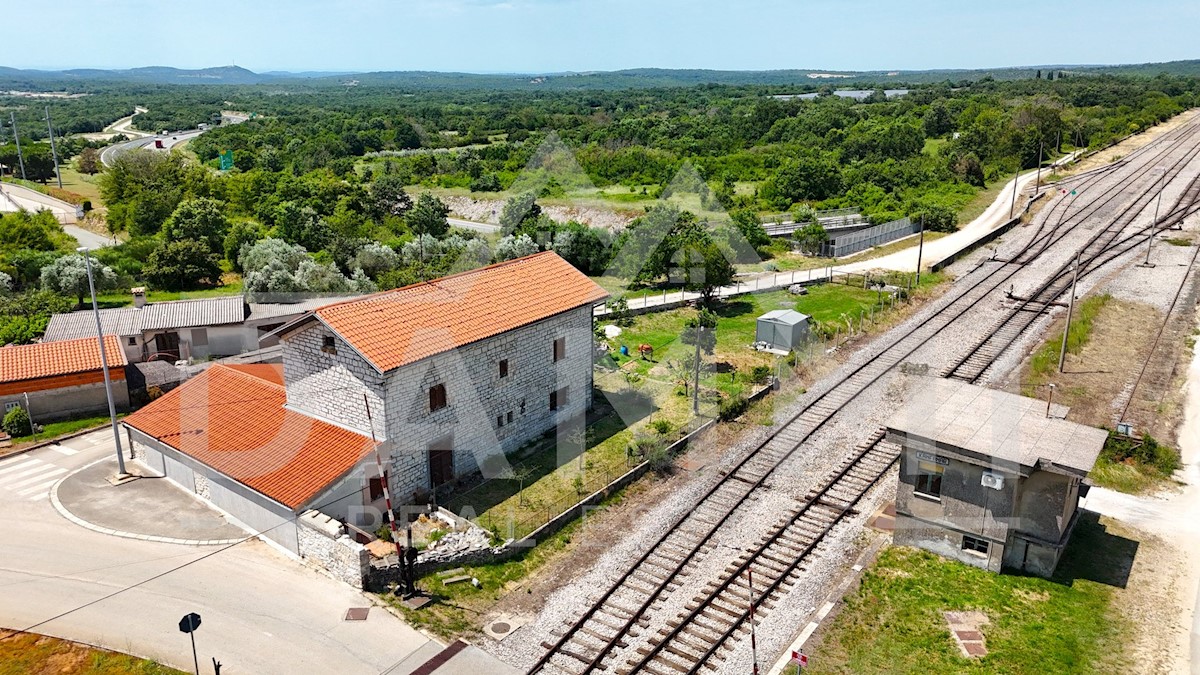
[
  {"x1": 0, "y1": 335, "x2": 128, "y2": 423},
  {"x1": 888, "y1": 377, "x2": 1107, "y2": 578},
  {"x1": 755, "y1": 309, "x2": 810, "y2": 352}
]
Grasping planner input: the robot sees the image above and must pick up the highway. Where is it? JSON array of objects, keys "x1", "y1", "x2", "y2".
[{"x1": 99, "y1": 110, "x2": 249, "y2": 167}]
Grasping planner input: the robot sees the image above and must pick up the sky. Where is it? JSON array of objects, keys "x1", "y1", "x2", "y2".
[{"x1": 9, "y1": 0, "x2": 1200, "y2": 73}]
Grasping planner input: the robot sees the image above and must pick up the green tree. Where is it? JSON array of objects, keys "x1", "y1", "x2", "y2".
[
  {"x1": 162, "y1": 197, "x2": 229, "y2": 254},
  {"x1": 77, "y1": 147, "x2": 101, "y2": 175},
  {"x1": 40, "y1": 254, "x2": 118, "y2": 307},
  {"x1": 407, "y1": 193, "x2": 450, "y2": 238},
  {"x1": 793, "y1": 222, "x2": 829, "y2": 256},
  {"x1": 763, "y1": 156, "x2": 843, "y2": 207},
  {"x1": 499, "y1": 191, "x2": 541, "y2": 235},
  {"x1": 224, "y1": 220, "x2": 264, "y2": 271},
  {"x1": 145, "y1": 239, "x2": 223, "y2": 291},
  {"x1": 369, "y1": 175, "x2": 413, "y2": 219},
  {"x1": 681, "y1": 309, "x2": 718, "y2": 354},
  {"x1": 730, "y1": 208, "x2": 770, "y2": 249}
]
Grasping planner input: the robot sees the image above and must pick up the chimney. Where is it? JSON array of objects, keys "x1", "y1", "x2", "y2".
[{"x1": 131, "y1": 287, "x2": 147, "y2": 309}]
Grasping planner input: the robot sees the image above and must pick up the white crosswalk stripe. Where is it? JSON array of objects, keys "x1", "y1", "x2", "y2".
[
  {"x1": 49, "y1": 444, "x2": 79, "y2": 456},
  {"x1": 0, "y1": 457, "x2": 69, "y2": 501}
]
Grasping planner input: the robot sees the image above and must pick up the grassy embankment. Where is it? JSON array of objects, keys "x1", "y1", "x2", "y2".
[{"x1": 0, "y1": 630, "x2": 183, "y2": 675}]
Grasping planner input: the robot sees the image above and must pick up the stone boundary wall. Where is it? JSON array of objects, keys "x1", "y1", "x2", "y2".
[{"x1": 296, "y1": 510, "x2": 369, "y2": 589}]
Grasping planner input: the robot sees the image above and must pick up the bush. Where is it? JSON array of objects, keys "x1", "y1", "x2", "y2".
[
  {"x1": 750, "y1": 365, "x2": 772, "y2": 384},
  {"x1": 719, "y1": 395, "x2": 750, "y2": 421},
  {"x1": 3, "y1": 406, "x2": 32, "y2": 437},
  {"x1": 1103, "y1": 431, "x2": 1179, "y2": 477},
  {"x1": 651, "y1": 419, "x2": 673, "y2": 435}
]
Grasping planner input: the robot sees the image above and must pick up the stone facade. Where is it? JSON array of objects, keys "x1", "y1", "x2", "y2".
[
  {"x1": 282, "y1": 305, "x2": 596, "y2": 505},
  {"x1": 297, "y1": 510, "x2": 369, "y2": 589}
]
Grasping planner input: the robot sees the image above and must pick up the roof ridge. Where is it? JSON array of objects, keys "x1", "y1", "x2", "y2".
[{"x1": 211, "y1": 363, "x2": 285, "y2": 390}]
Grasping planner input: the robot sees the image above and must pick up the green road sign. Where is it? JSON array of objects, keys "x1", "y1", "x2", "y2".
[{"x1": 219, "y1": 150, "x2": 234, "y2": 171}]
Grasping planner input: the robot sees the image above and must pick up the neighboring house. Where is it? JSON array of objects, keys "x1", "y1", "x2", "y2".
[
  {"x1": 43, "y1": 291, "x2": 358, "y2": 363},
  {"x1": 122, "y1": 252, "x2": 608, "y2": 539},
  {"x1": 0, "y1": 335, "x2": 128, "y2": 423},
  {"x1": 887, "y1": 377, "x2": 1107, "y2": 578}
]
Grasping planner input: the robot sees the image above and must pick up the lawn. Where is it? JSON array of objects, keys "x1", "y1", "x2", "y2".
[
  {"x1": 0, "y1": 630, "x2": 183, "y2": 675},
  {"x1": 807, "y1": 515, "x2": 1133, "y2": 674},
  {"x1": 95, "y1": 281, "x2": 244, "y2": 308},
  {"x1": 57, "y1": 166, "x2": 105, "y2": 205},
  {"x1": 6, "y1": 414, "x2": 118, "y2": 447}
]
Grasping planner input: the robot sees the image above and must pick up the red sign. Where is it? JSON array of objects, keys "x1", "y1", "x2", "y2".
[{"x1": 791, "y1": 650, "x2": 809, "y2": 667}]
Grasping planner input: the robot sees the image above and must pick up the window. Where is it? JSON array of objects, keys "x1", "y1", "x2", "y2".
[
  {"x1": 550, "y1": 386, "x2": 569, "y2": 411},
  {"x1": 429, "y1": 384, "x2": 447, "y2": 412},
  {"x1": 127, "y1": 337, "x2": 137, "y2": 346},
  {"x1": 499, "y1": 359, "x2": 509, "y2": 378},
  {"x1": 914, "y1": 460, "x2": 944, "y2": 499},
  {"x1": 553, "y1": 337, "x2": 566, "y2": 362},
  {"x1": 4, "y1": 401, "x2": 19, "y2": 413},
  {"x1": 496, "y1": 414, "x2": 505, "y2": 428},
  {"x1": 368, "y1": 471, "x2": 388, "y2": 501},
  {"x1": 322, "y1": 335, "x2": 337, "y2": 354},
  {"x1": 507, "y1": 411, "x2": 513, "y2": 424},
  {"x1": 191, "y1": 328, "x2": 208, "y2": 347},
  {"x1": 962, "y1": 535, "x2": 989, "y2": 555}
]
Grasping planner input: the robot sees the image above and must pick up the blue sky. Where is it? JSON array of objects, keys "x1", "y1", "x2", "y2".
[{"x1": 11, "y1": 0, "x2": 1199, "y2": 73}]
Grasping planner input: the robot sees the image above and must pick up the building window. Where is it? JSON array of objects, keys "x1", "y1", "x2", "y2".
[
  {"x1": 192, "y1": 328, "x2": 208, "y2": 347},
  {"x1": 914, "y1": 460, "x2": 944, "y2": 499},
  {"x1": 499, "y1": 359, "x2": 509, "y2": 378},
  {"x1": 127, "y1": 336, "x2": 137, "y2": 346},
  {"x1": 550, "y1": 386, "x2": 569, "y2": 411},
  {"x1": 4, "y1": 401, "x2": 19, "y2": 413},
  {"x1": 553, "y1": 337, "x2": 566, "y2": 362},
  {"x1": 507, "y1": 411, "x2": 513, "y2": 424},
  {"x1": 429, "y1": 384, "x2": 447, "y2": 412},
  {"x1": 496, "y1": 414, "x2": 504, "y2": 428},
  {"x1": 962, "y1": 535, "x2": 989, "y2": 555},
  {"x1": 322, "y1": 335, "x2": 337, "y2": 354},
  {"x1": 368, "y1": 471, "x2": 388, "y2": 501}
]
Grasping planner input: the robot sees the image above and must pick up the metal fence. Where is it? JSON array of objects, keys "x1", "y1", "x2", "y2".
[{"x1": 819, "y1": 217, "x2": 918, "y2": 258}]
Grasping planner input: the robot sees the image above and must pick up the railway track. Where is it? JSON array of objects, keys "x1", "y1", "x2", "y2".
[{"x1": 527, "y1": 115, "x2": 1200, "y2": 675}]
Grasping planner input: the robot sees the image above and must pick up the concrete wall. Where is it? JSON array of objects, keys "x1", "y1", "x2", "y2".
[
  {"x1": 127, "y1": 428, "x2": 300, "y2": 553},
  {"x1": 381, "y1": 305, "x2": 595, "y2": 502},
  {"x1": 1013, "y1": 470, "x2": 1078, "y2": 543},
  {"x1": 2, "y1": 377, "x2": 129, "y2": 423}
]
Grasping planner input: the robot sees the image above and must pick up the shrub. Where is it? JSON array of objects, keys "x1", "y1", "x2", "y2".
[
  {"x1": 750, "y1": 365, "x2": 772, "y2": 384},
  {"x1": 651, "y1": 419, "x2": 673, "y2": 435},
  {"x1": 719, "y1": 395, "x2": 750, "y2": 421},
  {"x1": 1104, "y1": 431, "x2": 1179, "y2": 477},
  {"x1": 3, "y1": 406, "x2": 32, "y2": 437}
]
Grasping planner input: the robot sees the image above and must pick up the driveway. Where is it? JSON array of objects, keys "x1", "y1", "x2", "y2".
[{"x1": 0, "y1": 429, "x2": 439, "y2": 674}]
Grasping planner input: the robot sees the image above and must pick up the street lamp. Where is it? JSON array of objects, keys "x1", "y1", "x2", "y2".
[{"x1": 78, "y1": 247, "x2": 127, "y2": 477}]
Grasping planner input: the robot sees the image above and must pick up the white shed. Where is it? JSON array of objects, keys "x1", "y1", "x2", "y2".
[{"x1": 756, "y1": 309, "x2": 810, "y2": 352}]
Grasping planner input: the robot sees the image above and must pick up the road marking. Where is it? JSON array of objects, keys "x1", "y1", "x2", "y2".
[
  {"x1": 50, "y1": 444, "x2": 79, "y2": 456},
  {"x1": 0, "y1": 462, "x2": 53, "y2": 483},
  {"x1": 26, "y1": 492, "x2": 49, "y2": 501},
  {"x1": 17, "y1": 479, "x2": 60, "y2": 497},
  {"x1": 0, "y1": 459, "x2": 41, "y2": 476},
  {"x1": 5, "y1": 467, "x2": 66, "y2": 490}
]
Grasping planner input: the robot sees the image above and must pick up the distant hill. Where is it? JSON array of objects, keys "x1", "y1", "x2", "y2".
[{"x1": 2, "y1": 59, "x2": 1199, "y2": 91}]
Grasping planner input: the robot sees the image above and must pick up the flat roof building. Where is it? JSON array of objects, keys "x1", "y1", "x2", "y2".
[{"x1": 888, "y1": 377, "x2": 1107, "y2": 577}]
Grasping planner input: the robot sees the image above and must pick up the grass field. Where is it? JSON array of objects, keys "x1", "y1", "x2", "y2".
[
  {"x1": 6, "y1": 414, "x2": 118, "y2": 448},
  {"x1": 807, "y1": 515, "x2": 1133, "y2": 674},
  {"x1": 95, "y1": 280, "x2": 244, "y2": 308},
  {"x1": 0, "y1": 630, "x2": 183, "y2": 675},
  {"x1": 57, "y1": 166, "x2": 105, "y2": 205}
]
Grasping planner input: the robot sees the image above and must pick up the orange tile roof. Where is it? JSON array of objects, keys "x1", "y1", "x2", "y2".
[
  {"x1": 223, "y1": 363, "x2": 285, "y2": 385},
  {"x1": 0, "y1": 335, "x2": 126, "y2": 384},
  {"x1": 303, "y1": 251, "x2": 609, "y2": 373},
  {"x1": 123, "y1": 364, "x2": 373, "y2": 510}
]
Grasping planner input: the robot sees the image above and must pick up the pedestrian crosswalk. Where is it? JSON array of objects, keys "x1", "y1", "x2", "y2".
[{"x1": 0, "y1": 455, "x2": 67, "y2": 502}]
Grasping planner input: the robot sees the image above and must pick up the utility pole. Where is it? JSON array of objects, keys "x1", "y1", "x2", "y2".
[
  {"x1": 1034, "y1": 141, "x2": 1044, "y2": 191},
  {"x1": 1045, "y1": 383, "x2": 1056, "y2": 419},
  {"x1": 1057, "y1": 255, "x2": 1080, "y2": 373},
  {"x1": 691, "y1": 326, "x2": 703, "y2": 415},
  {"x1": 915, "y1": 216, "x2": 926, "y2": 286},
  {"x1": 1009, "y1": 164, "x2": 1020, "y2": 218},
  {"x1": 79, "y1": 247, "x2": 127, "y2": 477},
  {"x1": 10, "y1": 112, "x2": 26, "y2": 180},
  {"x1": 748, "y1": 566, "x2": 760, "y2": 675},
  {"x1": 23, "y1": 392, "x2": 37, "y2": 442},
  {"x1": 44, "y1": 106, "x2": 62, "y2": 189},
  {"x1": 1143, "y1": 167, "x2": 1165, "y2": 267}
]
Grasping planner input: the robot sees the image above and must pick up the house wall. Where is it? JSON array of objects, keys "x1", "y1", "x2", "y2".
[
  {"x1": 1013, "y1": 470, "x2": 1078, "y2": 543},
  {"x1": 281, "y1": 322, "x2": 387, "y2": 439},
  {"x1": 381, "y1": 305, "x2": 595, "y2": 502},
  {"x1": 1, "y1": 373, "x2": 129, "y2": 423},
  {"x1": 891, "y1": 434, "x2": 1020, "y2": 573}
]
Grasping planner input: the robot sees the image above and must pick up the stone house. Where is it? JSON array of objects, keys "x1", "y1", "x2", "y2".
[
  {"x1": 0, "y1": 335, "x2": 128, "y2": 423},
  {"x1": 274, "y1": 251, "x2": 609, "y2": 505},
  {"x1": 122, "y1": 252, "x2": 608, "y2": 545},
  {"x1": 888, "y1": 377, "x2": 1107, "y2": 578}
]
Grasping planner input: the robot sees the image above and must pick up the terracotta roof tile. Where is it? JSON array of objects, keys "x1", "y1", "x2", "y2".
[
  {"x1": 0, "y1": 336, "x2": 126, "y2": 383},
  {"x1": 123, "y1": 364, "x2": 373, "y2": 510},
  {"x1": 310, "y1": 252, "x2": 608, "y2": 372}
]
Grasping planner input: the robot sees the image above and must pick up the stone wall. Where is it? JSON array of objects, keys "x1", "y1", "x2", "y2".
[
  {"x1": 297, "y1": 510, "x2": 369, "y2": 589},
  {"x1": 282, "y1": 322, "x2": 387, "y2": 439},
  {"x1": 381, "y1": 305, "x2": 596, "y2": 502}
]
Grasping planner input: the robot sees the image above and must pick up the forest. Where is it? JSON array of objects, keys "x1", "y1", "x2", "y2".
[{"x1": 0, "y1": 71, "x2": 1197, "y2": 344}]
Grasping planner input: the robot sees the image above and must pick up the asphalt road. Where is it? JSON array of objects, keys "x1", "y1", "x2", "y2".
[
  {"x1": 448, "y1": 216, "x2": 499, "y2": 233},
  {"x1": 0, "y1": 429, "x2": 436, "y2": 674},
  {"x1": 100, "y1": 129, "x2": 203, "y2": 167}
]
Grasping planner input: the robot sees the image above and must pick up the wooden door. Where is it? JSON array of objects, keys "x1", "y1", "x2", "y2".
[{"x1": 428, "y1": 436, "x2": 454, "y2": 487}]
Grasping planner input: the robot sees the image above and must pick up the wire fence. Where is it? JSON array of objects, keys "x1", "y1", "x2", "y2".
[{"x1": 820, "y1": 217, "x2": 918, "y2": 257}]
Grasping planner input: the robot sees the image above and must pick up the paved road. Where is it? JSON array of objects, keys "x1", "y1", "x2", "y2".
[
  {"x1": 0, "y1": 429, "x2": 438, "y2": 674},
  {"x1": 100, "y1": 129, "x2": 203, "y2": 167},
  {"x1": 448, "y1": 216, "x2": 499, "y2": 233},
  {"x1": 63, "y1": 225, "x2": 114, "y2": 249}
]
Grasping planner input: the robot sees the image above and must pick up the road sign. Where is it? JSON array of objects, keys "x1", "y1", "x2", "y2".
[
  {"x1": 791, "y1": 650, "x2": 808, "y2": 667},
  {"x1": 219, "y1": 150, "x2": 234, "y2": 171},
  {"x1": 179, "y1": 612, "x2": 201, "y2": 633}
]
